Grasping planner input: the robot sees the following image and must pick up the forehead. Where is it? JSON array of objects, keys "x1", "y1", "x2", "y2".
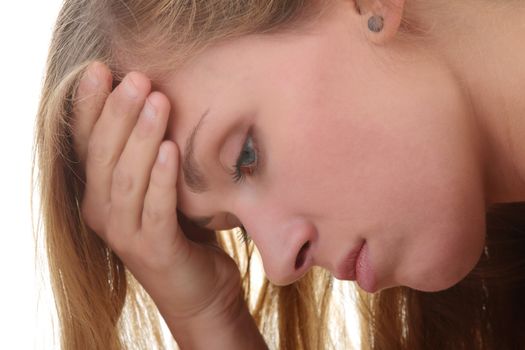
[
  {"x1": 162, "y1": 34, "x2": 324, "y2": 108},
  {"x1": 154, "y1": 0, "x2": 355, "y2": 115},
  {"x1": 155, "y1": 17, "x2": 345, "y2": 148},
  {"x1": 158, "y1": 40, "x2": 252, "y2": 135}
]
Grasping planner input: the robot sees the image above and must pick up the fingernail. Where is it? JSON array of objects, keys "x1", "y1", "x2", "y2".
[
  {"x1": 157, "y1": 143, "x2": 169, "y2": 165},
  {"x1": 143, "y1": 98, "x2": 157, "y2": 120},
  {"x1": 124, "y1": 75, "x2": 139, "y2": 99},
  {"x1": 87, "y1": 64, "x2": 100, "y2": 87}
]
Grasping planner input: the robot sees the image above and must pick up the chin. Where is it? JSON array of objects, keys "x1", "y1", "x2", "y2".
[
  {"x1": 407, "y1": 257, "x2": 483, "y2": 292},
  {"x1": 409, "y1": 278, "x2": 465, "y2": 293},
  {"x1": 409, "y1": 228, "x2": 487, "y2": 292}
]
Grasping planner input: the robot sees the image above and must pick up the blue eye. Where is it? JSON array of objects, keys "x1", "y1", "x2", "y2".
[{"x1": 231, "y1": 132, "x2": 258, "y2": 184}]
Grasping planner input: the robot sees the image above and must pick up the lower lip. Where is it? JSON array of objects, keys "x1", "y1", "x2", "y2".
[{"x1": 356, "y1": 242, "x2": 377, "y2": 293}]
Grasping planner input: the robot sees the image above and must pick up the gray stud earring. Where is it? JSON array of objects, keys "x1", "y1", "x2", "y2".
[{"x1": 368, "y1": 15, "x2": 384, "y2": 33}]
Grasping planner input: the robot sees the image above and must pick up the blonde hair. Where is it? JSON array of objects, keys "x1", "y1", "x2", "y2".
[{"x1": 32, "y1": 0, "x2": 525, "y2": 349}]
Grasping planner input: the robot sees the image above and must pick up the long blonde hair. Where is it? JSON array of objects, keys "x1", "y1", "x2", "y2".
[{"x1": 32, "y1": 0, "x2": 525, "y2": 349}]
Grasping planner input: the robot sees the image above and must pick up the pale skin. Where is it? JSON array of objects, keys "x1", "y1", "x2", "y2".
[{"x1": 72, "y1": 0, "x2": 525, "y2": 347}]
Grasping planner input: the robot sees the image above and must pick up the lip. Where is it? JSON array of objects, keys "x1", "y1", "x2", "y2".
[{"x1": 334, "y1": 240, "x2": 365, "y2": 281}]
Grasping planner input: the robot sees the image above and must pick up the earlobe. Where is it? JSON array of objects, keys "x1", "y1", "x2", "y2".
[{"x1": 360, "y1": 0, "x2": 406, "y2": 45}]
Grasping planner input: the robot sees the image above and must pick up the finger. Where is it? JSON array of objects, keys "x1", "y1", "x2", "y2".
[
  {"x1": 83, "y1": 72, "x2": 151, "y2": 235},
  {"x1": 71, "y1": 62, "x2": 112, "y2": 172},
  {"x1": 141, "y1": 141, "x2": 190, "y2": 258},
  {"x1": 110, "y1": 92, "x2": 171, "y2": 235}
]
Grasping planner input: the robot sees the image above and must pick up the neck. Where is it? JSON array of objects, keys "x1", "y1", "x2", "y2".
[{"x1": 419, "y1": 0, "x2": 525, "y2": 204}]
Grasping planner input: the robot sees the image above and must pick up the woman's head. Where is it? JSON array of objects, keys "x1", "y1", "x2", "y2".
[
  {"x1": 154, "y1": 0, "x2": 488, "y2": 292},
  {"x1": 53, "y1": 0, "x2": 489, "y2": 293},
  {"x1": 36, "y1": 0, "x2": 525, "y2": 349}
]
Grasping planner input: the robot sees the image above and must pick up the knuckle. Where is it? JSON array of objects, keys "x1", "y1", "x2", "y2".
[
  {"x1": 87, "y1": 137, "x2": 113, "y2": 167},
  {"x1": 143, "y1": 204, "x2": 165, "y2": 224},
  {"x1": 105, "y1": 92, "x2": 122, "y2": 112},
  {"x1": 108, "y1": 81, "x2": 141, "y2": 115},
  {"x1": 112, "y1": 165, "x2": 134, "y2": 193},
  {"x1": 150, "y1": 168, "x2": 169, "y2": 188}
]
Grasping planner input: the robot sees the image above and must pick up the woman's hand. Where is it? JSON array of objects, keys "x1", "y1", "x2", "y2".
[{"x1": 71, "y1": 61, "x2": 243, "y2": 325}]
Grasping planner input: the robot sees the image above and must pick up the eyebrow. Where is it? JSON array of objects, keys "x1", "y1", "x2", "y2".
[{"x1": 182, "y1": 108, "x2": 211, "y2": 194}]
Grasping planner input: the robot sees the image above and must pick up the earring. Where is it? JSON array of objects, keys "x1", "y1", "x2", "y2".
[{"x1": 368, "y1": 15, "x2": 384, "y2": 33}]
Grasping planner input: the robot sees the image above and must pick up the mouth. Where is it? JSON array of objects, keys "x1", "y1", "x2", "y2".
[{"x1": 334, "y1": 240, "x2": 365, "y2": 281}]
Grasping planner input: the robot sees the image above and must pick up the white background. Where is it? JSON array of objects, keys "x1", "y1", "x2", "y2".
[
  {"x1": 0, "y1": 2, "x2": 361, "y2": 348},
  {"x1": 0, "y1": 2, "x2": 63, "y2": 348}
]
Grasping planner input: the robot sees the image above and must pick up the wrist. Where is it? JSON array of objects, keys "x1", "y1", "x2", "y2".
[{"x1": 165, "y1": 289, "x2": 267, "y2": 350}]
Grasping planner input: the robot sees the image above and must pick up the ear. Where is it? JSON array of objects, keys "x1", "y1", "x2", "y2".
[{"x1": 359, "y1": 0, "x2": 406, "y2": 45}]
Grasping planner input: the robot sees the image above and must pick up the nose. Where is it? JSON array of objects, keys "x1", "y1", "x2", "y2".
[{"x1": 245, "y1": 218, "x2": 318, "y2": 286}]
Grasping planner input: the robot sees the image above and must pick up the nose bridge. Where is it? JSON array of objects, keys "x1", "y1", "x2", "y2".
[{"x1": 239, "y1": 200, "x2": 317, "y2": 286}]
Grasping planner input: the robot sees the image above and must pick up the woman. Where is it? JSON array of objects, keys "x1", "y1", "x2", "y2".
[{"x1": 33, "y1": 0, "x2": 525, "y2": 348}]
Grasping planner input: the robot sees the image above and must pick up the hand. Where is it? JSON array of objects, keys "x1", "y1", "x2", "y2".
[{"x1": 71, "y1": 61, "x2": 242, "y2": 325}]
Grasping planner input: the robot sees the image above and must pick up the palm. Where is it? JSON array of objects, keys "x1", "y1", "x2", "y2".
[{"x1": 123, "y1": 212, "x2": 241, "y2": 320}]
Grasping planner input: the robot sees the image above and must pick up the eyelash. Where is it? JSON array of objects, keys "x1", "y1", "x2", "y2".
[
  {"x1": 230, "y1": 128, "x2": 259, "y2": 184},
  {"x1": 236, "y1": 225, "x2": 252, "y2": 245}
]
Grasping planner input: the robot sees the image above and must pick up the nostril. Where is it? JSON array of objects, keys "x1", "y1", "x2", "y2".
[{"x1": 295, "y1": 241, "x2": 311, "y2": 270}]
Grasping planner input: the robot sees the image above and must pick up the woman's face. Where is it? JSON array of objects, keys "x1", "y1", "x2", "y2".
[{"x1": 158, "y1": 2, "x2": 487, "y2": 292}]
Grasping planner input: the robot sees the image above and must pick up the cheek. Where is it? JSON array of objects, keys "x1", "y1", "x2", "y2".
[
  {"x1": 357, "y1": 117, "x2": 486, "y2": 291},
  {"x1": 265, "y1": 76, "x2": 486, "y2": 291}
]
